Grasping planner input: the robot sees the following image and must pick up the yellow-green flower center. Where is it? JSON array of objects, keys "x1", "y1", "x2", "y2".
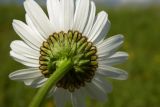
[{"x1": 39, "y1": 31, "x2": 98, "y2": 92}]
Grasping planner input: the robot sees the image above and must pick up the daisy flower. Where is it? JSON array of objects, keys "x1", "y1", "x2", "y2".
[{"x1": 9, "y1": 0, "x2": 128, "y2": 106}]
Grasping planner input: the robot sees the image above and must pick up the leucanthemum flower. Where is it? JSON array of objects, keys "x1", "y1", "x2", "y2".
[{"x1": 9, "y1": 0, "x2": 128, "y2": 106}]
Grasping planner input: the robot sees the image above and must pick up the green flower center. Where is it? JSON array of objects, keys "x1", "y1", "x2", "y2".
[{"x1": 39, "y1": 31, "x2": 98, "y2": 92}]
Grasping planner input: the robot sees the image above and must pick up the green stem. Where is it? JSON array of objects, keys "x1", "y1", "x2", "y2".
[{"x1": 29, "y1": 59, "x2": 72, "y2": 107}]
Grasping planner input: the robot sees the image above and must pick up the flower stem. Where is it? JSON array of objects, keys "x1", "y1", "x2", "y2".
[{"x1": 29, "y1": 59, "x2": 72, "y2": 107}]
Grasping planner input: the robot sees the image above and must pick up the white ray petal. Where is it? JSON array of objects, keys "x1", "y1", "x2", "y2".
[
  {"x1": 60, "y1": 0, "x2": 74, "y2": 32},
  {"x1": 97, "y1": 65, "x2": 128, "y2": 80},
  {"x1": 10, "y1": 51, "x2": 39, "y2": 67},
  {"x1": 88, "y1": 11, "x2": 108, "y2": 43},
  {"x1": 97, "y1": 34, "x2": 124, "y2": 57},
  {"x1": 13, "y1": 58, "x2": 39, "y2": 67},
  {"x1": 93, "y1": 75, "x2": 112, "y2": 93},
  {"x1": 71, "y1": 89, "x2": 86, "y2": 107},
  {"x1": 47, "y1": 87, "x2": 56, "y2": 97},
  {"x1": 23, "y1": 76, "x2": 46, "y2": 87},
  {"x1": 10, "y1": 40, "x2": 40, "y2": 59},
  {"x1": 83, "y1": 1, "x2": 96, "y2": 36},
  {"x1": 47, "y1": 0, "x2": 60, "y2": 32},
  {"x1": 30, "y1": 76, "x2": 48, "y2": 88},
  {"x1": 25, "y1": 14, "x2": 46, "y2": 41},
  {"x1": 12, "y1": 30, "x2": 38, "y2": 51},
  {"x1": 24, "y1": 78, "x2": 35, "y2": 86},
  {"x1": 9, "y1": 68, "x2": 42, "y2": 80},
  {"x1": 94, "y1": 20, "x2": 111, "y2": 44},
  {"x1": 12, "y1": 20, "x2": 42, "y2": 50},
  {"x1": 85, "y1": 82, "x2": 106, "y2": 101},
  {"x1": 24, "y1": 0, "x2": 54, "y2": 39},
  {"x1": 73, "y1": 0, "x2": 89, "y2": 32},
  {"x1": 98, "y1": 52, "x2": 128, "y2": 65},
  {"x1": 53, "y1": 88, "x2": 70, "y2": 107}
]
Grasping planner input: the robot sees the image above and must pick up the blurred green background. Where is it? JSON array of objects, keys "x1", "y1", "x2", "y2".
[{"x1": 0, "y1": 2, "x2": 160, "y2": 107}]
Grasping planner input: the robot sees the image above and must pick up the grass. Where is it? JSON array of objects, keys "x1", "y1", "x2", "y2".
[{"x1": 0, "y1": 5, "x2": 160, "y2": 107}]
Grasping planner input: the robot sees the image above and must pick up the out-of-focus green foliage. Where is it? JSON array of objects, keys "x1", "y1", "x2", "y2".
[{"x1": 0, "y1": 5, "x2": 160, "y2": 107}]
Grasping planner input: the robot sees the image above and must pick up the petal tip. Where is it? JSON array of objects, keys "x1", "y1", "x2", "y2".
[
  {"x1": 8, "y1": 72, "x2": 15, "y2": 80},
  {"x1": 120, "y1": 71, "x2": 128, "y2": 80}
]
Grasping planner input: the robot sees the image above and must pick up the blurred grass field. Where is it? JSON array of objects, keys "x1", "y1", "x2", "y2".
[{"x1": 0, "y1": 5, "x2": 160, "y2": 107}]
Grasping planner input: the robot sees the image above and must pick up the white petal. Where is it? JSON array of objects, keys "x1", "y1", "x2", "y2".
[
  {"x1": 83, "y1": 1, "x2": 96, "y2": 36},
  {"x1": 89, "y1": 20, "x2": 111, "y2": 46},
  {"x1": 24, "y1": 78, "x2": 35, "y2": 86},
  {"x1": 12, "y1": 20, "x2": 42, "y2": 50},
  {"x1": 98, "y1": 51, "x2": 128, "y2": 66},
  {"x1": 47, "y1": 87, "x2": 56, "y2": 97},
  {"x1": 93, "y1": 75, "x2": 112, "y2": 93},
  {"x1": 47, "y1": 0, "x2": 61, "y2": 32},
  {"x1": 25, "y1": 14, "x2": 45, "y2": 41},
  {"x1": 60, "y1": 0, "x2": 74, "y2": 32},
  {"x1": 85, "y1": 82, "x2": 107, "y2": 101},
  {"x1": 94, "y1": 20, "x2": 111, "y2": 44},
  {"x1": 97, "y1": 34, "x2": 124, "y2": 57},
  {"x1": 13, "y1": 58, "x2": 39, "y2": 68},
  {"x1": 24, "y1": 0, "x2": 54, "y2": 39},
  {"x1": 30, "y1": 76, "x2": 48, "y2": 88},
  {"x1": 97, "y1": 65, "x2": 128, "y2": 80},
  {"x1": 88, "y1": 11, "x2": 108, "y2": 43},
  {"x1": 23, "y1": 76, "x2": 46, "y2": 88},
  {"x1": 10, "y1": 40, "x2": 40, "y2": 59},
  {"x1": 71, "y1": 89, "x2": 86, "y2": 107},
  {"x1": 73, "y1": 0, "x2": 89, "y2": 32},
  {"x1": 53, "y1": 88, "x2": 70, "y2": 107},
  {"x1": 9, "y1": 68, "x2": 42, "y2": 80},
  {"x1": 10, "y1": 51, "x2": 39, "y2": 67},
  {"x1": 20, "y1": 76, "x2": 48, "y2": 88}
]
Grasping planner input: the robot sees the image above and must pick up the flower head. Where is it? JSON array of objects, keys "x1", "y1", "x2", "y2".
[{"x1": 9, "y1": 0, "x2": 128, "y2": 106}]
